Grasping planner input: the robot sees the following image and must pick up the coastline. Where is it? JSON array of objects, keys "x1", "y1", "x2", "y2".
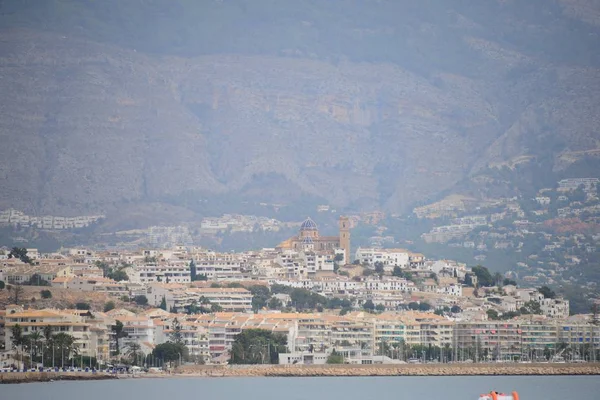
[
  {"x1": 4, "y1": 363, "x2": 600, "y2": 383},
  {"x1": 0, "y1": 371, "x2": 118, "y2": 384},
  {"x1": 174, "y1": 362, "x2": 600, "y2": 377}
]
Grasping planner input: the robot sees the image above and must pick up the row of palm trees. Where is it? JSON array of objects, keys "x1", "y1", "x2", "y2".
[
  {"x1": 11, "y1": 324, "x2": 79, "y2": 369},
  {"x1": 11, "y1": 320, "x2": 160, "y2": 369}
]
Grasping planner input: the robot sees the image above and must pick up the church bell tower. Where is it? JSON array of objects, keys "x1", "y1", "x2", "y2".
[{"x1": 339, "y1": 216, "x2": 351, "y2": 264}]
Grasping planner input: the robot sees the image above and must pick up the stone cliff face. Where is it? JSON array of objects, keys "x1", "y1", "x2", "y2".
[{"x1": 0, "y1": 2, "x2": 599, "y2": 222}]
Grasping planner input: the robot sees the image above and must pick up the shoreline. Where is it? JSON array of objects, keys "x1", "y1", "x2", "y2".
[
  {"x1": 174, "y1": 362, "x2": 600, "y2": 378},
  {"x1": 4, "y1": 363, "x2": 600, "y2": 383},
  {"x1": 0, "y1": 371, "x2": 118, "y2": 384}
]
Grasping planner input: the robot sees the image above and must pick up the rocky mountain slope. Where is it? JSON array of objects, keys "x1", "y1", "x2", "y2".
[{"x1": 0, "y1": 0, "x2": 599, "y2": 225}]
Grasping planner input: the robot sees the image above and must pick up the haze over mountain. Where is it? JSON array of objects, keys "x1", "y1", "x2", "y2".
[{"x1": 1, "y1": 0, "x2": 599, "y2": 225}]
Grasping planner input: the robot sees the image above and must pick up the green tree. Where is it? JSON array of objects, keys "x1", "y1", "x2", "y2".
[
  {"x1": 326, "y1": 350, "x2": 344, "y2": 364},
  {"x1": 12, "y1": 285, "x2": 24, "y2": 304},
  {"x1": 27, "y1": 274, "x2": 50, "y2": 286},
  {"x1": 487, "y1": 309, "x2": 499, "y2": 320},
  {"x1": 392, "y1": 266, "x2": 404, "y2": 277},
  {"x1": 95, "y1": 261, "x2": 110, "y2": 276},
  {"x1": 43, "y1": 325, "x2": 53, "y2": 342},
  {"x1": 170, "y1": 318, "x2": 183, "y2": 344},
  {"x1": 503, "y1": 278, "x2": 517, "y2": 286},
  {"x1": 144, "y1": 256, "x2": 158, "y2": 263},
  {"x1": 126, "y1": 343, "x2": 142, "y2": 365},
  {"x1": 362, "y1": 300, "x2": 375, "y2": 311},
  {"x1": 152, "y1": 342, "x2": 188, "y2": 364},
  {"x1": 268, "y1": 297, "x2": 283, "y2": 310},
  {"x1": 27, "y1": 331, "x2": 43, "y2": 362},
  {"x1": 520, "y1": 301, "x2": 542, "y2": 315},
  {"x1": 210, "y1": 303, "x2": 223, "y2": 312},
  {"x1": 104, "y1": 301, "x2": 116, "y2": 312},
  {"x1": 289, "y1": 288, "x2": 328, "y2": 311},
  {"x1": 0, "y1": 280, "x2": 5, "y2": 290},
  {"x1": 40, "y1": 289, "x2": 52, "y2": 299},
  {"x1": 11, "y1": 324, "x2": 24, "y2": 349},
  {"x1": 374, "y1": 261, "x2": 385, "y2": 275},
  {"x1": 463, "y1": 273, "x2": 474, "y2": 287},
  {"x1": 229, "y1": 329, "x2": 287, "y2": 364},
  {"x1": 271, "y1": 284, "x2": 293, "y2": 295},
  {"x1": 109, "y1": 269, "x2": 129, "y2": 282},
  {"x1": 134, "y1": 295, "x2": 149, "y2": 306},
  {"x1": 493, "y1": 272, "x2": 503, "y2": 287},
  {"x1": 472, "y1": 265, "x2": 494, "y2": 287},
  {"x1": 159, "y1": 296, "x2": 167, "y2": 311},
  {"x1": 375, "y1": 303, "x2": 386, "y2": 312},
  {"x1": 501, "y1": 311, "x2": 521, "y2": 320},
  {"x1": 76, "y1": 302, "x2": 91, "y2": 310},
  {"x1": 362, "y1": 268, "x2": 374, "y2": 277},
  {"x1": 9, "y1": 247, "x2": 32, "y2": 264},
  {"x1": 112, "y1": 320, "x2": 128, "y2": 355},
  {"x1": 189, "y1": 259, "x2": 197, "y2": 281},
  {"x1": 52, "y1": 332, "x2": 78, "y2": 367},
  {"x1": 250, "y1": 285, "x2": 271, "y2": 312},
  {"x1": 184, "y1": 300, "x2": 202, "y2": 315},
  {"x1": 538, "y1": 285, "x2": 556, "y2": 299}
]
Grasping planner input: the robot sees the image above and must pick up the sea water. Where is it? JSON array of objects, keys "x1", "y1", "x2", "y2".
[{"x1": 2, "y1": 375, "x2": 599, "y2": 400}]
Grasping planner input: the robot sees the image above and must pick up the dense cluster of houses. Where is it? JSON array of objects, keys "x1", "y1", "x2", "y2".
[
  {"x1": 0, "y1": 216, "x2": 586, "y2": 367},
  {"x1": 1, "y1": 306, "x2": 597, "y2": 368}
]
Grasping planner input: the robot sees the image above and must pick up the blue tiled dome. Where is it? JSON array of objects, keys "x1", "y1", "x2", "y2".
[
  {"x1": 300, "y1": 217, "x2": 318, "y2": 230},
  {"x1": 302, "y1": 236, "x2": 314, "y2": 244}
]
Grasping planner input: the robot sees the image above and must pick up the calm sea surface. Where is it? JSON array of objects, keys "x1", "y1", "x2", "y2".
[{"x1": 3, "y1": 376, "x2": 599, "y2": 400}]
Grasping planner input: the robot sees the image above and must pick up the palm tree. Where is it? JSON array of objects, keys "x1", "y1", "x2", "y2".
[
  {"x1": 27, "y1": 331, "x2": 43, "y2": 364},
  {"x1": 43, "y1": 325, "x2": 53, "y2": 342},
  {"x1": 42, "y1": 325, "x2": 55, "y2": 367},
  {"x1": 125, "y1": 343, "x2": 142, "y2": 366},
  {"x1": 11, "y1": 324, "x2": 25, "y2": 368},
  {"x1": 53, "y1": 332, "x2": 78, "y2": 368}
]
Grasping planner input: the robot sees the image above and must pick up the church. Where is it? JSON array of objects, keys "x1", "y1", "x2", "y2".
[{"x1": 276, "y1": 216, "x2": 351, "y2": 263}]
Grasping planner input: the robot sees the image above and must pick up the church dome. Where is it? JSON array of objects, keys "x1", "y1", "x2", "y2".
[
  {"x1": 302, "y1": 236, "x2": 314, "y2": 244},
  {"x1": 300, "y1": 217, "x2": 318, "y2": 230}
]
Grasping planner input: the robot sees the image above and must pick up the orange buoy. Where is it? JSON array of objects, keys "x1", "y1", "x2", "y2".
[
  {"x1": 512, "y1": 391, "x2": 519, "y2": 400},
  {"x1": 490, "y1": 392, "x2": 498, "y2": 400}
]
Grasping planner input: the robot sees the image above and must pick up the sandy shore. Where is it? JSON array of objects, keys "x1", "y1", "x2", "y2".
[
  {"x1": 174, "y1": 363, "x2": 600, "y2": 377},
  {"x1": 0, "y1": 371, "x2": 118, "y2": 384}
]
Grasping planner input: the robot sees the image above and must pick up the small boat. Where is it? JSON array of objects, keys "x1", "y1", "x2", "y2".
[{"x1": 478, "y1": 392, "x2": 519, "y2": 400}]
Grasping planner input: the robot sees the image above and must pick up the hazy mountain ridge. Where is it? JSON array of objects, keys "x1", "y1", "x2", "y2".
[{"x1": 1, "y1": 0, "x2": 599, "y2": 223}]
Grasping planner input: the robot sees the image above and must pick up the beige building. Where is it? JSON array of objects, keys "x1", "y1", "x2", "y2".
[
  {"x1": 277, "y1": 216, "x2": 351, "y2": 264},
  {"x1": 4, "y1": 308, "x2": 95, "y2": 358}
]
